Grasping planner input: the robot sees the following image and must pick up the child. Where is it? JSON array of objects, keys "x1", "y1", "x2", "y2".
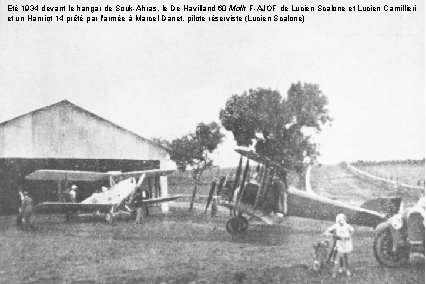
[{"x1": 324, "y1": 213, "x2": 354, "y2": 278}]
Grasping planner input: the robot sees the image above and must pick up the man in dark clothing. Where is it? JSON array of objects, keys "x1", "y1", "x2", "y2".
[{"x1": 130, "y1": 189, "x2": 149, "y2": 224}]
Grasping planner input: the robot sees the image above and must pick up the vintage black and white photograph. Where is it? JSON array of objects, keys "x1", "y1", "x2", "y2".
[{"x1": 0, "y1": 0, "x2": 424, "y2": 282}]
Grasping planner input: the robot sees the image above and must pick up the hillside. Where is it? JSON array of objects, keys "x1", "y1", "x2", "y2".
[
  {"x1": 357, "y1": 164, "x2": 425, "y2": 187},
  {"x1": 168, "y1": 163, "x2": 424, "y2": 207},
  {"x1": 310, "y1": 164, "x2": 424, "y2": 207}
]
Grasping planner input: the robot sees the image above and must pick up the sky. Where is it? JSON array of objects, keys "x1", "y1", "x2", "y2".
[{"x1": 0, "y1": 0, "x2": 424, "y2": 166}]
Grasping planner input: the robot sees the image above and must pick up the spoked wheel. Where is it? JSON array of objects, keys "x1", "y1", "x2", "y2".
[
  {"x1": 373, "y1": 228, "x2": 409, "y2": 267},
  {"x1": 226, "y1": 216, "x2": 249, "y2": 234}
]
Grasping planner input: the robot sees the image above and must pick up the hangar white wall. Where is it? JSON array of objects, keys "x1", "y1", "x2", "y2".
[{"x1": 0, "y1": 100, "x2": 173, "y2": 169}]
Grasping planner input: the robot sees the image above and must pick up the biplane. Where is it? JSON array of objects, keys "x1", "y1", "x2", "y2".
[
  {"x1": 26, "y1": 169, "x2": 179, "y2": 223},
  {"x1": 212, "y1": 150, "x2": 400, "y2": 234}
]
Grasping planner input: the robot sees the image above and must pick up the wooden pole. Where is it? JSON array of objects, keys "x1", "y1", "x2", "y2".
[
  {"x1": 159, "y1": 175, "x2": 169, "y2": 212},
  {"x1": 205, "y1": 180, "x2": 217, "y2": 213},
  {"x1": 189, "y1": 170, "x2": 202, "y2": 211}
]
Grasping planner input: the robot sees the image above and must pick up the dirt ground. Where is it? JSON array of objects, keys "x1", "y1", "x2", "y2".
[
  {"x1": 1, "y1": 164, "x2": 424, "y2": 283},
  {"x1": 0, "y1": 206, "x2": 424, "y2": 284}
]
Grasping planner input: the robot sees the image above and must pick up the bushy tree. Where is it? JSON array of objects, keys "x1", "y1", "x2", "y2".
[
  {"x1": 219, "y1": 82, "x2": 332, "y2": 184},
  {"x1": 169, "y1": 122, "x2": 223, "y2": 174},
  {"x1": 162, "y1": 122, "x2": 224, "y2": 209}
]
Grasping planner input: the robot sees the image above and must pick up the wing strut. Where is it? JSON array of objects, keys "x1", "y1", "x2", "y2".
[
  {"x1": 254, "y1": 166, "x2": 269, "y2": 209},
  {"x1": 236, "y1": 158, "x2": 250, "y2": 205},
  {"x1": 136, "y1": 173, "x2": 146, "y2": 187}
]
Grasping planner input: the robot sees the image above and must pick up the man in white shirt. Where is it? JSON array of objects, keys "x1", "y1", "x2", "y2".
[
  {"x1": 16, "y1": 186, "x2": 24, "y2": 226},
  {"x1": 69, "y1": 185, "x2": 77, "y2": 203}
]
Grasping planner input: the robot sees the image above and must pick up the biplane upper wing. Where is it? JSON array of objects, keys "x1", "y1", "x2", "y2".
[
  {"x1": 26, "y1": 170, "x2": 111, "y2": 181},
  {"x1": 235, "y1": 149, "x2": 293, "y2": 173}
]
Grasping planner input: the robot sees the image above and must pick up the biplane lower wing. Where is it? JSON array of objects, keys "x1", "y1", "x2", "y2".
[
  {"x1": 119, "y1": 169, "x2": 174, "y2": 179},
  {"x1": 35, "y1": 196, "x2": 182, "y2": 214},
  {"x1": 286, "y1": 187, "x2": 387, "y2": 228},
  {"x1": 139, "y1": 196, "x2": 181, "y2": 205},
  {"x1": 218, "y1": 202, "x2": 274, "y2": 225},
  {"x1": 35, "y1": 202, "x2": 114, "y2": 214}
]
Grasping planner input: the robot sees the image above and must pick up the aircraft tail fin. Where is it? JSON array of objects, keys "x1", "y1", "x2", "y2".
[{"x1": 360, "y1": 197, "x2": 401, "y2": 218}]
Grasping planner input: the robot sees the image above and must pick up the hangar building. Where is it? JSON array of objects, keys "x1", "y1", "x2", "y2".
[{"x1": 0, "y1": 100, "x2": 173, "y2": 214}]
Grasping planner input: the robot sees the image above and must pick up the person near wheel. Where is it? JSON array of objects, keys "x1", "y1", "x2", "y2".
[{"x1": 130, "y1": 188, "x2": 148, "y2": 224}]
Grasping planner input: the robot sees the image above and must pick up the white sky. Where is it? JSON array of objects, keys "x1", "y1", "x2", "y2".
[{"x1": 0, "y1": 0, "x2": 424, "y2": 166}]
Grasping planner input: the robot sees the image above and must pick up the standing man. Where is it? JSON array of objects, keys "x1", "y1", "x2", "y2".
[
  {"x1": 16, "y1": 186, "x2": 24, "y2": 227},
  {"x1": 211, "y1": 196, "x2": 218, "y2": 218},
  {"x1": 130, "y1": 188, "x2": 147, "y2": 224},
  {"x1": 21, "y1": 191, "x2": 33, "y2": 231},
  {"x1": 65, "y1": 185, "x2": 77, "y2": 221},
  {"x1": 275, "y1": 171, "x2": 288, "y2": 216},
  {"x1": 69, "y1": 185, "x2": 78, "y2": 203}
]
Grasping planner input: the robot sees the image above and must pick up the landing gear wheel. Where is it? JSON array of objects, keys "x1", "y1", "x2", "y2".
[
  {"x1": 105, "y1": 213, "x2": 114, "y2": 224},
  {"x1": 226, "y1": 216, "x2": 249, "y2": 234},
  {"x1": 226, "y1": 217, "x2": 238, "y2": 234},
  {"x1": 238, "y1": 216, "x2": 249, "y2": 232}
]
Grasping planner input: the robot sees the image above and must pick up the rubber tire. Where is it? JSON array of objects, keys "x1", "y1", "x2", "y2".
[
  {"x1": 226, "y1": 216, "x2": 249, "y2": 234},
  {"x1": 238, "y1": 216, "x2": 249, "y2": 232},
  {"x1": 373, "y1": 228, "x2": 408, "y2": 267},
  {"x1": 226, "y1": 217, "x2": 237, "y2": 234}
]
